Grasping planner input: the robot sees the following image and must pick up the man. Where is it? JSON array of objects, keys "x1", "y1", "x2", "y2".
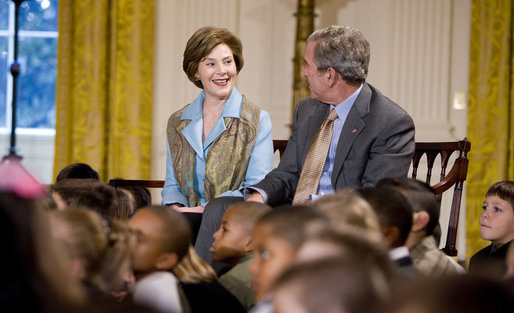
[{"x1": 196, "y1": 25, "x2": 415, "y2": 265}]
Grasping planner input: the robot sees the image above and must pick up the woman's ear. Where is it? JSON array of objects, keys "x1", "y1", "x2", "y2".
[
  {"x1": 412, "y1": 211, "x2": 430, "y2": 232},
  {"x1": 155, "y1": 252, "x2": 179, "y2": 271}
]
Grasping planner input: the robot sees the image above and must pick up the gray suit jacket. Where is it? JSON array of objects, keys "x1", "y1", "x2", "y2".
[{"x1": 252, "y1": 83, "x2": 415, "y2": 206}]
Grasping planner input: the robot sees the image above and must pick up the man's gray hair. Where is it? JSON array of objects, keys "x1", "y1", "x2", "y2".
[{"x1": 307, "y1": 25, "x2": 370, "y2": 86}]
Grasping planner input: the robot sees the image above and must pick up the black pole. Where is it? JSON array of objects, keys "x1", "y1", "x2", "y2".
[{"x1": 7, "y1": 0, "x2": 26, "y2": 158}]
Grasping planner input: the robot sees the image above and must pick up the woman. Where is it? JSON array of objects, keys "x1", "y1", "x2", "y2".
[{"x1": 161, "y1": 27, "x2": 273, "y2": 215}]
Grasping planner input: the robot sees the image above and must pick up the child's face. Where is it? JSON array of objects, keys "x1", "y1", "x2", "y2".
[
  {"x1": 273, "y1": 286, "x2": 308, "y2": 313},
  {"x1": 210, "y1": 208, "x2": 249, "y2": 264},
  {"x1": 480, "y1": 195, "x2": 514, "y2": 247},
  {"x1": 249, "y1": 223, "x2": 297, "y2": 301},
  {"x1": 128, "y1": 210, "x2": 166, "y2": 278}
]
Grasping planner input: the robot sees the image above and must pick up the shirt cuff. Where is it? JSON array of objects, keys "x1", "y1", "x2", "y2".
[{"x1": 243, "y1": 187, "x2": 268, "y2": 203}]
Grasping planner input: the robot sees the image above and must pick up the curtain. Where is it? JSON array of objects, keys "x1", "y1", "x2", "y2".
[
  {"x1": 466, "y1": 0, "x2": 514, "y2": 259},
  {"x1": 53, "y1": 0, "x2": 154, "y2": 181}
]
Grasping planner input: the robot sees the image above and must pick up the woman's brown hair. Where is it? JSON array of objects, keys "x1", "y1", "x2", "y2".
[{"x1": 183, "y1": 26, "x2": 244, "y2": 88}]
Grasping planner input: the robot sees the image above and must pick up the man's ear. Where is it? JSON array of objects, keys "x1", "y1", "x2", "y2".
[
  {"x1": 155, "y1": 252, "x2": 179, "y2": 271},
  {"x1": 326, "y1": 68, "x2": 337, "y2": 86},
  {"x1": 243, "y1": 236, "x2": 254, "y2": 253},
  {"x1": 412, "y1": 211, "x2": 430, "y2": 232}
]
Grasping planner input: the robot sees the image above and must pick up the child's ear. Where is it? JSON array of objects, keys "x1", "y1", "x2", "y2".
[
  {"x1": 382, "y1": 226, "x2": 400, "y2": 247},
  {"x1": 412, "y1": 211, "x2": 430, "y2": 232},
  {"x1": 243, "y1": 236, "x2": 254, "y2": 253},
  {"x1": 155, "y1": 253, "x2": 179, "y2": 271}
]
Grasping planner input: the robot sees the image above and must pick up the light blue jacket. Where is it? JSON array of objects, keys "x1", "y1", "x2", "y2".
[{"x1": 161, "y1": 87, "x2": 274, "y2": 206}]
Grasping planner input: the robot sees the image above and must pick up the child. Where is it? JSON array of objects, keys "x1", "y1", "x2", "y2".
[
  {"x1": 273, "y1": 257, "x2": 389, "y2": 313},
  {"x1": 52, "y1": 178, "x2": 116, "y2": 222},
  {"x1": 313, "y1": 188, "x2": 382, "y2": 237},
  {"x1": 358, "y1": 186, "x2": 421, "y2": 280},
  {"x1": 128, "y1": 206, "x2": 191, "y2": 313},
  {"x1": 377, "y1": 177, "x2": 462, "y2": 275},
  {"x1": 210, "y1": 201, "x2": 271, "y2": 310},
  {"x1": 49, "y1": 208, "x2": 136, "y2": 300},
  {"x1": 249, "y1": 205, "x2": 328, "y2": 312},
  {"x1": 469, "y1": 181, "x2": 514, "y2": 277},
  {"x1": 174, "y1": 246, "x2": 246, "y2": 313}
]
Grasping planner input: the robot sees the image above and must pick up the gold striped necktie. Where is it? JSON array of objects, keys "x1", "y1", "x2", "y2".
[{"x1": 293, "y1": 108, "x2": 338, "y2": 204}]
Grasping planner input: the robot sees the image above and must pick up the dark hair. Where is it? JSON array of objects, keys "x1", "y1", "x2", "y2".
[
  {"x1": 143, "y1": 206, "x2": 191, "y2": 261},
  {"x1": 120, "y1": 186, "x2": 151, "y2": 210},
  {"x1": 357, "y1": 187, "x2": 413, "y2": 246},
  {"x1": 274, "y1": 257, "x2": 388, "y2": 313},
  {"x1": 53, "y1": 179, "x2": 116, "y2": 222},
  {"x1": 256, "y1": 205, "x2": 328, "y2": 249},
  {"x1": 183, "y1": 26, "x2": 244, "y2": 88},
  {"x1": 387, "y1": 275, "x2": 514, "y2": 313},
  {"x1": 486, "y1": 181, "x2": 514, "y2": 209},
  {"x1": 55, "y1": 163, "x2": 99, "y2": 183},
  {"x1": 377, "y1": 177, "x2": 439, "y2": 235},
  {"x1": 226, "y1": 201, "x2": 272, "y2": 233}
]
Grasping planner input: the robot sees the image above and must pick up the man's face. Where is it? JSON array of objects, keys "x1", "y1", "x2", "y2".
[
  {"x1": 128, "y1": 210, "x2": 166, "y2": 278},
  {"x1": 210, "y1": 208, "x2": 249, "y2": 264},
  {"x1": 249, "y1": 224, "x2": 297, "y2": 301},
  {"x1": 302, "y1": 41, "x2": 327, "y2": 101}
]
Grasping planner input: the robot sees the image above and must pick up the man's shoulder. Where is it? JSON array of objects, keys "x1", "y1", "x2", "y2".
[{"x1": 366, "y1": 83, "x2": 409, "y2": 116}]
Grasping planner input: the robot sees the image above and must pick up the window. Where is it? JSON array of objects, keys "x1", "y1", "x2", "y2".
[{"x1": 0, "y1": 0, "x2": 58, "y2": 132}]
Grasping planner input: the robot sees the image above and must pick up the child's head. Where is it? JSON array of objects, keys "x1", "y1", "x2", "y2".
[
  {"x1": 480, "y1": 181, "x2": 514, "y2": 248},
  {"x1": 357, "y1": 187, "x2": 413, "y2": 248},
  {"x1": 386, "y1": 275, "x2": 514, "y2": 313},
  {"x1": 52, "y1": 178, "x2": 116, "y2": 222},
  {"x1": 249, "y1": 205, "x2": 328, "y2": 301},
  {"x1": 128, "y1": 206, "x2": 191, "y2": 279},
  {"x1": 313, "y1": 188, "x2": 381, "y2": 234},
  {"x1": 211, "y1": 201, "x2": 271, "y2": 265},
  {"x1": 273, "y1": 257, "x2": 388, "y2": 313},
  {"x1": 49, "y1": 208, "x2": 136, "y2": 293},
  {"x1": 377, "y1": 177, "x2": 439, "y2": 236},
  {"x1": 55, "y1": 163, "x2": 100, "y2": 183}
]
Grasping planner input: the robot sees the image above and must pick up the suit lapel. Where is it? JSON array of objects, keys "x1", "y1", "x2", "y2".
[{"x1": 331, "y1": 83, "x2": 371, "y2": 185}]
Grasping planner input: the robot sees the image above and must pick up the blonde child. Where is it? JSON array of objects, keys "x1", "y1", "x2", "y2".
[{"x1": 49, "y1": 208, "x2": 135, "y2": 300}]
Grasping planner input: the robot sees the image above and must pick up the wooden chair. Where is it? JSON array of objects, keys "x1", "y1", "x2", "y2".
[
  {"x1": 411, "y1": 138, "x2": 471, "y2": 256},
  {"x1": 109, "y1": 139, "x2": 289, "y2": 189},
  {"x1": 109, "y1": 138, "x2": 471, "y2": 256}
]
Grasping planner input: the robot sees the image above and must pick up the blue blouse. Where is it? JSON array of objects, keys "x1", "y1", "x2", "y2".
[{"x1": 161, "y1": 87, "x2": 274, "y2": 206}]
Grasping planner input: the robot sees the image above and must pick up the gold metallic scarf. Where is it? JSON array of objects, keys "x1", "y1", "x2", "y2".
[{"x1": 167, "y1": 96, "x2": 260, "y2": 206}]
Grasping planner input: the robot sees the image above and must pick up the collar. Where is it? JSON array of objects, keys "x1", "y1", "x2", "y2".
[
  {"x1": 389, "y1": 246, "x2": 410, "y2": 261},
  {"x1": 180, "y1": 86, "x2": 243, "y2": 120},
  {"x1": 331, "y1": 84, "x2": 363, "y2": 118}
]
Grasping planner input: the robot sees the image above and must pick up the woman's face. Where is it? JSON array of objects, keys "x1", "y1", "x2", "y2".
[{"x1": 196, "y1": 43, "x2": 237, "y2": 101}]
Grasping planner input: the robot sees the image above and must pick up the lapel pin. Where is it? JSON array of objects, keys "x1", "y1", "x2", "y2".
[{"x1": 352, "y1": 128, "x2": 358, "y2": 133}]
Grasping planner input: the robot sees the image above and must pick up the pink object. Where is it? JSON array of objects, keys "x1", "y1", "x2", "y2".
[{"x1": 0, "y1": 156, "x2": 46, "y2": 198}]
